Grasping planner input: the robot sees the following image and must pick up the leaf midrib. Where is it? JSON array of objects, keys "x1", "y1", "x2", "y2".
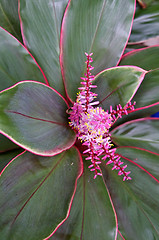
[
  {"x1": 11, "y1": 151, "x2": 66, "y2": 227},
  {"x1": 6, "y1": 110, "x2": 67, "y2": 127}
]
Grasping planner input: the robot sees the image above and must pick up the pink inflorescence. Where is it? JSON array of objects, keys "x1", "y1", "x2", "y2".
[{"x1": 69, "y1": 53, "x2": 135, "y2": 180}]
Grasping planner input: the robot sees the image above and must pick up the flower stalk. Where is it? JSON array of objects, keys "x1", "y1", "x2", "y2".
[{"x1": 69, "y1": 53, "x2": 135, "y2": 180}]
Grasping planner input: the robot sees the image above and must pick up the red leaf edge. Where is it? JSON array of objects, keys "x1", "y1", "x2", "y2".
[
  {"x1": 59, "y1": 0, "x2": 73, "y2": 104},
  {"x1": 95, "y1": 65, "x2": 147, "y2": 105},
  {"x1": 121, "y1": 45, "x2": 159, "y2": 63},
  {"x1": 111, "y1": 117, "x2": 159, "y2": 133},
  {"x1": 44, "y1": 147, "x2": 83, "y2": 239},
  {"x1": 0, "y1": 81, "x2": 76, "y2": 157},
  {"x1": 118, "y1": 230, "x2": 125, "y2": 240},
  {"x1": 116, "y1": 0, "x2": 136, "y2": 66},
  {"x1": 17, "y1": 0, "x2": 50, "y2": 86},
  {"x1": 117, "y1": 152, "x2": 159, "y2": 183},
  {"x1": 0, "y1": 150, "x2": 26, "y2": 176},
  {"x1": 102, "y1": 173, "x2": 118, "y2": 240}
]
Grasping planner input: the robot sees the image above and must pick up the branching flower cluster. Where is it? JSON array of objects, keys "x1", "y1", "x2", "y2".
[{"x1": 69, "y1": 53, "x2": 135, "y2": 180}]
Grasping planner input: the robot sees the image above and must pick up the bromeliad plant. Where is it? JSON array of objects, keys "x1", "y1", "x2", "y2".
[{"x1": 0, "y1": 1, "x2": 159, "y2": 240}]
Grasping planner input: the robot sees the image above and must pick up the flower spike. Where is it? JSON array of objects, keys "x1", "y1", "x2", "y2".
[{"x1": 69, "y1": 53, "x2": 134, "y2": 181}]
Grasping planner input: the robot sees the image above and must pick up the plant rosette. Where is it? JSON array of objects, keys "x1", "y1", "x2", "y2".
[{"x1": 0, "y1": 1, "x2": 159, "y2": 240}]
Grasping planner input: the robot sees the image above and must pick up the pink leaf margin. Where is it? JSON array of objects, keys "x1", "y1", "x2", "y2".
[
  {"x1": 116, "y1": 0, "x2": 136, "y2": 66},
  {"x1": 0, "y1": 150, "x2": 26, "y2": 176},
  {"x1": 44, "y1": 147, "x2": 83, "y2": 240},
  {"x1": 102, "y1": 174, "x2": 119, "y2": 240},
  {"x1": 117, "y1": 150, "x2": 159, "y2": 183},
  {"x1": 95, "y1": 65, "x2": 147, "y2": 105},
  {"x1": 0, "y1": 81, "x2": 76, "y2": 157},
  {"x1": 2, "y1": 3, "x2": 50, "y2": 87},
  {"x1": 111, "y1": 117, "x2": 159, "y2": 133},
  {"x1": 59, "y1": 0, "x2": 72, "y2": 104},
  {"x1": 0, "y1": 148, "x2": 84, "y2": 240},
  {"x1": 111, "y1": 117, "x2": 159, "y2": 183},
  {"x1": 59, "y1": 0, "x2": 137, "y2": 104},
  {"x1": 121, "y1": 45, "x2": 159, "y2": 63}
]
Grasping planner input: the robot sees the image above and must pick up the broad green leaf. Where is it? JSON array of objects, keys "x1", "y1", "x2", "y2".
[
  {"x1": 120, "y1": 47, "x2": 159, "y2": 70},
  {"x1": 94, "y1": 66, "x2": 147, "y2": 111},
  {"x1": 111, "y1": 118, "x2": 159, "y2": 154},
  {"x1": 0, "y1": 149, "x2": 23, "y2": 173},
  {"x1": 0, "y1": 26, "x2": 48, "y2": 151},
  {"x1": 19, "y1": 0, "x2": 69, "y2": 95},
  {"x1": 51, "y1": 161, "x2": 117, "y2": 240},
  {"x1": 101, "y1": 147, "x2": 159, "y2": 240},
  {"x1": 0, "y1": 148, "x2": 82, "y2": 240},
  {"x1": 0, "y1": 0, "x2": 22, "y2": 41},
  {"x1": 61, "y1": 0, "x2": 135, "y2": 101},
  {"x1": 119, "y1": 47, "x2": 159, "y2": 119},
  {"x1": 129, "y1": 1, "x2": 159, "y2": 43},
  {"x1": 0, "y1": 27, "x2": 46, "y2": 91},
  {"x1": 0, "y1": 81, "x2": 75, "y2": 156}
]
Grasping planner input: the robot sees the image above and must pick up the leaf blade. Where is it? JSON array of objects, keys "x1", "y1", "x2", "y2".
[
  {"x1": 61, "y1": 0, "x2": 135, "y2": 101},
  {"x1": 0, "y1": 81, "x2": 75, "y2": 156},
  {"x1": 101, "y1": 146, "x2": 159, "y2": 240},
  {"x1": 94, "y1": 66, "x2": 147, "y2": 110},
  {"x1": 19, "y1": 0, "x2": 69, "y2": 95},
  {"x1": 0, "y1": 148, "x2": 82, "y2": 240},
  {"x1": 51, "y1": 160, "x2": 117, "y2": 240}
]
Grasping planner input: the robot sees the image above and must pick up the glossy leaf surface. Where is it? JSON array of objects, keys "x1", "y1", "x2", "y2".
[
  {"x1": 0, "y1": 27, "x2": 46, "y2": 91},
  {"x1": 0, "y1": 81, "x2": 75, "y2": 156},
  {"x1": 61, "y1": 0, "x2": 135, "y2": 101},
  {"x1": 0, "y1": 148, "x2": 82, "y2": 240},
  {"x1": 111, "y1": 118, "x2": 159, "y2": 154},
  {"x1": 19, "y1": 0, "x2": 69, "y2": 95},
  {"x1": 101, "y1": 146, "x2": 159, "y2": 240},
  {"x1": 0, "y1": 0, "x2": 22, "y2": 41},
  {"x1": 0, "y1": 26, "x2": 47, "y2": 151},
  {"x1": 94, "y1": 66, "x2": 146, "y2": 110},
  {"x1": 51, "y1": 161, "x2": 117, "y2": 240},
  {"x1": 121, "y1": 46, "x2": 159, "y2": 70},
  {"x1": 120, "y1": 47, "x2": 159, "y2": 119}
]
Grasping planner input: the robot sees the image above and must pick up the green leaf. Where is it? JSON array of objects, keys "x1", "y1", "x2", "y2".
[
  {"x1": 119, "y1": 47, "x2": 159, "y2": 119},
  {"x1": 94, "y1": 66, "x2": 147, "y2": 110},
  {"x1": 0, "y1": 27, "x2": 48, "y2": 151},
  {"x1": 0, "y1": 149, "x2": 23, "y2": 173},
  {"x1": 101, "y1": 147, "x2": 159, "y2": 240},
  {"x1": 51, "y1": 161, "x2": 117, "y2": 240},
  {"x1": 0, "y1": 81, "x2": 75, "y2": 156},
  {"x1": 129, "y1": 1, "x2": 159, "y2": 43},
  {"x1": 120, "y1": 46, "x2": 159, "y2": 70},
  {"x1": 19, "y1": 0, "x2": 69, "y2": 95},
  {"x1": 0, "y1": 0, "x2": 22, "y2": 41},
  {"x1": 111, "y1": 118, "x2": 159, "y2": 154},
  {"x1": 0, "y1": 148, "x2": 82, "y2": 240},
  {"x1": 0, "y1": 27, "x2": 46, "y2": 91},
  {"x1": 61, "y1": 0, "x2": 135, "y2": 101}
]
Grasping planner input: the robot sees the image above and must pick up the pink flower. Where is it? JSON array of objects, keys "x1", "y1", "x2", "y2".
[{"x1": 69, "y1": 53, "x2": 135, "y2": 180}]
